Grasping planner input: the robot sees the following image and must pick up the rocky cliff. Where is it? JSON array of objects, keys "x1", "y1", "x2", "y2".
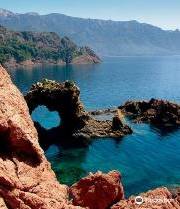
[
  {"x1": 0, "y1": 65, "x2": 179, "y2": 209},
  {"x1": 0, "y1": 65, "x2": 80, "y2": 208}
]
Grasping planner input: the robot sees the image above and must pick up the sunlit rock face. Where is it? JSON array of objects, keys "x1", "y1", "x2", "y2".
[
  {"x1": 0, "y1": 65, "x2": 81, "y2": 209},
  {"x1": 0, "y1": 65, "x2": 179, "y2": 209},
  {"x1": 70, "y1": 171, "x2": 124, "y2": 209},
  {"x1": 70, "y1": 171, "x2": 180, "y2": 209},
  {"x1": 111, "y1": 187, "x2": 180, "y2": 209}
]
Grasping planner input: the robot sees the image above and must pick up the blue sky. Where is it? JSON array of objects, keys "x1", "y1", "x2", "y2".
[{"x1": 0, "y1": 0, "x2": 180, "y2": 29}]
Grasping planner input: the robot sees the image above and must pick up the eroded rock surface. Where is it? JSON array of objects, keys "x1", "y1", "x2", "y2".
[
  {"x1": 119, "y1": 98, "x2": 180, "y2": 128},
  {"x1": 70, "y1": 171, "x2": 124, "y2": 209},
  {"x1": 70, "y1": 171, "x2": 180, "y2": 209},
  {"x1": 111, "y1": 187, "x2": 180, "y2": 209},
  {"x1": 25, "y1": 79, "x2": 132, "y2": 147},
  {"x1": 0, "y1": 65, "x2": 81, "y2": 209},
  {"x1": 25, "y1": 79, "x2": 88, "y2": 132},
  {"x1": 0, "y1": 66, "x2": 179, "y2": 209}
]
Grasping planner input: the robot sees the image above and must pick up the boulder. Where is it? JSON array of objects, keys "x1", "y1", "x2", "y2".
[
  {"x1": 70, "y1": 171, "x2": 124, "y2": 209},
  {"x1": 112, "y1": 110, "x2": 125, "y2": 130}
]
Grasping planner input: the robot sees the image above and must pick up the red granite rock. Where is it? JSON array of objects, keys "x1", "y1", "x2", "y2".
[
  {"x1": 0, "y1": 65, "x2": 179, "y2": 209},
  {"x1": 70, "y1": 171, "x2": 124, "y2": 209},
  {"x1": 0, "y1": 65, "x2": 81, "y2": 209},
  {"x1": 111, "y1": 187, "x2": 180, "y2": 209}
]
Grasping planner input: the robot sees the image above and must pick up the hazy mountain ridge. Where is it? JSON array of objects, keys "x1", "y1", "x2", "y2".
[{"x1": 1, "y1": 8, "x2": 180, "y2": 56}]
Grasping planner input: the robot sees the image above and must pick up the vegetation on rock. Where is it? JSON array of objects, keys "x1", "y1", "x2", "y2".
[
  {"x1": 1, "y1": 9, "x2": 180, "y2": 56},
  {"x1": 0, "y1": 25, "x2": 101, "y2": 66}
]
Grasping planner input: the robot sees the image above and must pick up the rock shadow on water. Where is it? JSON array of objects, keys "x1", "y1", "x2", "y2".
[
  {"x1": 45, "y1": 142, "x2": 90, "y2": 186},
  {"x1": 149, "y1": 124, "x2": 180, "y2": 137},
  {"x1": 34, "y1": 121, "x2": 91, "y2": 151}
]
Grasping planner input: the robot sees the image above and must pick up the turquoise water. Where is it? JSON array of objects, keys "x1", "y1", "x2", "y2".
[{"x1": 7, "y1": 56, "x2": 180, "y2": 197}]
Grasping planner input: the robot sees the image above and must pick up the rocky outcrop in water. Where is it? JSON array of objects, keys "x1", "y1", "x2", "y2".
[
  {"x1": 25, "y1": 79, "x2": 132, "y2": 147},
  {"x1": 119, "y1": 98, "x2": 180, "y2": 128},
  {"x1": 25, "y1": 79, "x2": 88, "y2": 132},
  {"x1": 0, "y1": 65, "x2": 179, "y2": 209}
]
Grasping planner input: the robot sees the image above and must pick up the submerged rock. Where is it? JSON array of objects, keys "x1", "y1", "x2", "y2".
[
  {"x1": 119, "y1": 98, "x2": 180, "y2": 128},
  {"x1": 90, "y1": 108, "x2": 116, "y2": 116}
]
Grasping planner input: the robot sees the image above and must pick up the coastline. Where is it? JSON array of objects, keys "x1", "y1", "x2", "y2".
[
  {"x1": 0, "y1": 64, "x2": 179, "y2": 209},
  {"x1": 3, "y1": 55, "x2": 101, "y2": 70}
]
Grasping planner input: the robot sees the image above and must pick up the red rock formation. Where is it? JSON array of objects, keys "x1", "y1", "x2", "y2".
[
  {"x1": 70, "y1": 171, "x2": 124, "y2": 209},
  {"x1": 70, "y1": 172, "x2": 179, "y2": 209},
  {"x1": 0, "y1": 65, "x2": 179, "y2": 209},
  {"x1": 111, "y1": 187, "x2": 180, "y2": 209},
  {"x1": 0, "y1": 65, "x2": 81, "y2": 209}
]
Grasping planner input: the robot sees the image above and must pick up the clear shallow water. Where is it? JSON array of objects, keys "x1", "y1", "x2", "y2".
[{"x1": 7, "y1": 56, "x2": 180, "y2": 197}]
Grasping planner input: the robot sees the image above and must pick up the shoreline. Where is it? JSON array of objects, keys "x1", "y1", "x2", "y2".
[
  {"x1": 3, "y1": 55, "x2": 102, "y2": 70},
  {"x1": 0, "y1": 64, "x2": 179, "y2": 208}
]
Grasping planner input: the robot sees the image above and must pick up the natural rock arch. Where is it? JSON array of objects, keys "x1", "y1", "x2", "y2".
[
  {"x1": 32, "y1": 105, "x2": 61, "y2": 129},
  {"x1": 25, "y1": 79, "x2": 132, "y2": 147},
  {"x1": 25, "y1": 79, "x2": 89, "y2": 133}
]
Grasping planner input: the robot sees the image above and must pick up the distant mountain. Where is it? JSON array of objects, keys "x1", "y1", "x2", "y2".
[
  {"x1": 0, "y1": 8, "x2": 15, "y2": 17},
  {"x1": 1, "y1": 9, "x2": 180, "y2": 56},
  {"x1": 0, "y1": 25, "x2": 100, "y2": 68}
]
